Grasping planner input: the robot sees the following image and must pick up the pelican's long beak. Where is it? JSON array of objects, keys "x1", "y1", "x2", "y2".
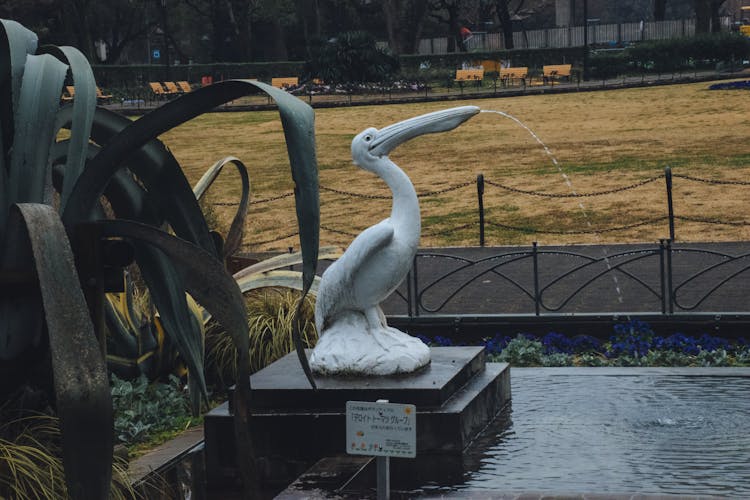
[{"x1": 369, "y1": 105, "x2": 480, "y2": 157}]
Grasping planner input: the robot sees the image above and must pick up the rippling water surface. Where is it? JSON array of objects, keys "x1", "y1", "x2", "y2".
[{"x1": 457, "y1": 369, "x2": 750, "y2": 496}]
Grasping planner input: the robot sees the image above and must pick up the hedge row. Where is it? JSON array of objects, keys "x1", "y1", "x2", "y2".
[
  {"x1": 588, "y1": 32, "x2": 750, "y2": 79},
  {"x1": 91, "y1": 33, "x2": 749, "y2": 89},
  {"x1": 92, "y1": 61, "x2": 306, "y2": 89}
]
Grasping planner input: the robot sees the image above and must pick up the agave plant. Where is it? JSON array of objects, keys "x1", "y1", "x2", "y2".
[{"x1": 0, "y1": 18, "x2": 319, "y2": 499}]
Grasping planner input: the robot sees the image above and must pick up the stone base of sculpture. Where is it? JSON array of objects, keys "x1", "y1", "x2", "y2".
[
  {"x1": 203, "y1": 347, "x2": 510, "y2": 494},
  {"x1": 309, "y1": 311, "x2": 430, "y2": 376}
]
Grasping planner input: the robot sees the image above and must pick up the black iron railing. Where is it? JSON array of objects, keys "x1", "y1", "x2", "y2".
[{"x1": 380, "y1": 241, "x2": 750, "y2": 332}]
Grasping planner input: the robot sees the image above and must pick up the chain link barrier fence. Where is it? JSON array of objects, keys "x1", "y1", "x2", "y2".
[{"x1": 216, "y1": 167, "x2": 750, "y2": 249}]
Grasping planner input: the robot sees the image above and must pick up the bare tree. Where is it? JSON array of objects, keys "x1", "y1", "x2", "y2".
[
  {"x1": 430, "y1": 0, "x2": 469, "y2": 52},
  {"x1": 382, "y1": 0, "x2": 430, "y2": 54},
  {"x1": 495, "y1": 0, "x2": 524, "y2": 49},
  {"x1": 654, "y1": 0, "x2": 668, "y2": 21},
  {"x1": 694, "y1": 0, "x2": 726, "y2": 32}
]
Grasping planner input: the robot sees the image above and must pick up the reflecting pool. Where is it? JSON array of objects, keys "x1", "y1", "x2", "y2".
[{"x1": 457, "y1": 368, "x2": 750, "y2": 496}]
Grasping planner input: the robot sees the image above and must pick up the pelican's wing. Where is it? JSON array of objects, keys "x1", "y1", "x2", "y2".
[
  {"x1": 315, "y1": 221, "x2": 394, "y2": 332},
  {"x1": 340, "y1": 220, "x2": 394, "y2": 270}
]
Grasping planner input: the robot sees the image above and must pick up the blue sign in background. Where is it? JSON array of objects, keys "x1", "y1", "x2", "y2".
[{"x1": 152, "y1": 49, "x2": 160, "y2": 60}]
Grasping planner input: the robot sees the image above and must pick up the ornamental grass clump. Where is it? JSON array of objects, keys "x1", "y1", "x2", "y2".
[
  {"x1": 205, "y1": 288, "x2": 318, "y2": 387},
  {"x1": 0, "y1": 412, "x2": 134, "y2": 500}
]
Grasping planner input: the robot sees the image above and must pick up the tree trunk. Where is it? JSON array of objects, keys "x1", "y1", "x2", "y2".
[
  {"x1": 270, "y1": 15, "x2": 288, "y2": 60},
  {"x1": 710, "y1": 0, "x2": 725, "y2": 33},
  {"x1": 496, "y1": 0, "x2": 514, "y2": 50},
  {"x1": 694, "y1": 0, "x2": 711, "y2": 32},
  {"x1": 382, "y1": 0, "x2": 429, "y2": 55},
  {"x1": 654, "y1": 0, "x2": 667, "y2": 21},
  {"x1": 448, "y1": 3, "x2": 466, "y2": 52},
  {"x1": 65, "y1": 0, "x2": 94, "y2": 59}
]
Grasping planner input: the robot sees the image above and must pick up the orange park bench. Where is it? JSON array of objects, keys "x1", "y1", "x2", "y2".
[
  {"x1": 61, "y1": 85, "x2": 75, "y2": 101},
  {"x1": 176, "y1": 81, "x2": 192, "y2": 93},
  {"x1": 96, "y1": 86, "x2": 113, "y2": 102},
  {"x1": 163, "y1": 81, "x2": 183, "y2": 94},
  {"x1": 543, "y1": 64, "x2": 573, "y2": 85},
  {"x1": 454, "y1": 68, "x2": 484, "y2": 93},
  {"x1": 61, "y1": 85, "x2": 112, "y2": 102},
  {"x1": 455, "y1": 68, "x2": 484, "y2": 83},
  {"x1": 499, "y1": 67, "x2": 528, "y2": 87},
  {"x1": 271, "y1": 77, "x2": 299, "y2": 89},
  {"x1": 149, "y1": 82, "x2": 169, "y2": 98}
]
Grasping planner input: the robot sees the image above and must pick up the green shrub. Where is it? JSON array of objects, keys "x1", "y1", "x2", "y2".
[
  {"x1": 306, "y1": 31, "x2": 399, "y2": 85},
  {"x1": 111, "y1": 374, "x2": 191, "y2": 446},
  {"x1": 697, "y1": 348, "x2": 731, "y2": 367},
  {"x1": 541, "y1": 352, "x2": 573, "y2": 366},
  {"x1": 496, "y1": 334, "x2": 544, "y2": 366}
]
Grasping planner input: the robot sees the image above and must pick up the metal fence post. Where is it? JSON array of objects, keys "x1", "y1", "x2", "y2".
[
  {"x1": 666, "y1": 238, "x2": 674, "y2": 314},
  {"x1": 533, "y1": 241, "x2": 540, "y2": 316},
  {"x1": 665, "y1": 166, "x2": 675, "y2": 242},
  {"x1": 412, "y1": 255, "x2": 420, "y2": 318},
  {"x1": 659, "y1": 239, "x2": 667, "y2": 314},
  {"x1": 477, "y1": 174, "x2": 485, "y2": 247}
]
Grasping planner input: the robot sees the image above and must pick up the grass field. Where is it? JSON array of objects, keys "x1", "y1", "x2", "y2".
[{"x1": 157, "y1": 78, "x2": 750, "y2": 253}]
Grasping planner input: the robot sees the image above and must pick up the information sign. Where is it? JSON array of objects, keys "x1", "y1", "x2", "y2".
[
  {"x1": 346, "y1": 401, "x2": 416, "y2": 458},
  {"x1": 152, "y1": 49, "x2": 161, "y2": 60}
]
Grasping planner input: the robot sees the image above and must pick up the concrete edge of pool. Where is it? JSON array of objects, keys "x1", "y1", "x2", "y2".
[{"x1": 130, "y1": 367, "x2": 750, "y2": 498}]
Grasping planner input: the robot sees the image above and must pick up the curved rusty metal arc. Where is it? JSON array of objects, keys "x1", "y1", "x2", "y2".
[{"x1": 8, "y1": 203, "x2": 112, "y2": 500}]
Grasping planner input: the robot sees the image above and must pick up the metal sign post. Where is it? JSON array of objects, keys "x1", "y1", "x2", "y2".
[{"x1": 346, "y1": 399, "x2": 417, "y2": 500}]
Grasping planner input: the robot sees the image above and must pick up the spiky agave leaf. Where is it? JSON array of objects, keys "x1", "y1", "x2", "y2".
[
  {"x1": 5, "y1": 204, "x2": 112, "y2": 499},
  {"x1": 1, "y1": 40, "x2": 68, "y2": 363},
  {"x1": 60, "y1": 80, "x2": 320, "y2": 388},
  {"x1": 0, "y1": 20, "x2": 116, "y2": 499},
  {"x1": 39, "y1": 44, "x2": 97, "y2": 208},
  {"x1": 0, "y1": 20, "x2": 38, "y2": 241},
  {"x1": 193, "y1": 156, "x2": 251, "y2": 259},
  {"x1": 89, "y1": 218, "x2": 259, "y2": 495}
]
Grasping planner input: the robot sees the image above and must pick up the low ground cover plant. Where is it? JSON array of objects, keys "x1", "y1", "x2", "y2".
[
  {"x1": 110, "y1": 374, "x2": 193, "y2": 447},
  {"x1": 419, "y1": 319, "x2": 750, "y2": 367}
]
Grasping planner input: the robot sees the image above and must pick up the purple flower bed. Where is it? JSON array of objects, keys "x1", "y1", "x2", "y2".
[
  {"x1": 417, "y1": 319, "x2": 750, "y2": 366},
  {"x1": 708, "y1": 80, "x2": 750, "y2": 90}
]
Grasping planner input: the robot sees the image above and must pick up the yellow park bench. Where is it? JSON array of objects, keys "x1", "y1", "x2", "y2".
[
  {"x1": 454, "y1": 68, "x2": 484, "y2": 83},
  {"x1": 176, "y1": 81, "x2": 192, "y2": 93},
  {"x1": 149, "y1": 81, "x2": 181, "y2": 99},
  {"x1": 61, "y1": 85, "x2": 112, "y2": 102},
  {"x1": 62, "y1": 85, "x2": 75, "y2": 101},
  {"x1": 271, "y1": 77, "x2": 299, "y2": 89},
  {"x1": 163, "y1": 81, "x2": 182, "y2": 94},
  {"x1": 149, "y1": 82, "x2": 169, "y2": 98},
  {"x1": 499, "y1": 67, "x2": 528, "y2": 86},
  {"x1": 454, "y1": 68, "x2": 484, "y2": 93},
  {"x1": 96, "y1": 86, "x2": 113, "y2": 102},
  {"x1": 543, "y1": 64, "x2": 573, "y2": 85}
]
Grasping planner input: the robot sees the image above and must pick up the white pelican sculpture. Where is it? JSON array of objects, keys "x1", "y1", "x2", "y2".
[{"x1": 310, "y1": 106, "x2": 480, "y2": 375}]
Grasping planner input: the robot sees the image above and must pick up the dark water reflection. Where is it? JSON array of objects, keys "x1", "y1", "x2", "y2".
[{"x1": 456, "y1": 369, "x2": 750, "y2": 496}]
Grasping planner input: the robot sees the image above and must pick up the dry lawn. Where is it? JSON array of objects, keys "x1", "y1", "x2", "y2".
[{"x1": 157, "y1": 79, "x2": 750, "y2": 252}]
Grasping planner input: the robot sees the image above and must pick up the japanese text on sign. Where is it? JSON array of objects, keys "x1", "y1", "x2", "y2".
[{"x1": 345, "y1": 401, "x2": 416, "y2": 458}]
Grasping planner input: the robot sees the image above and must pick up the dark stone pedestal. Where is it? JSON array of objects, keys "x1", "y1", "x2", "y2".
[{"x1": 204, "y1": 347, "x2": 510, "y2": 493}]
